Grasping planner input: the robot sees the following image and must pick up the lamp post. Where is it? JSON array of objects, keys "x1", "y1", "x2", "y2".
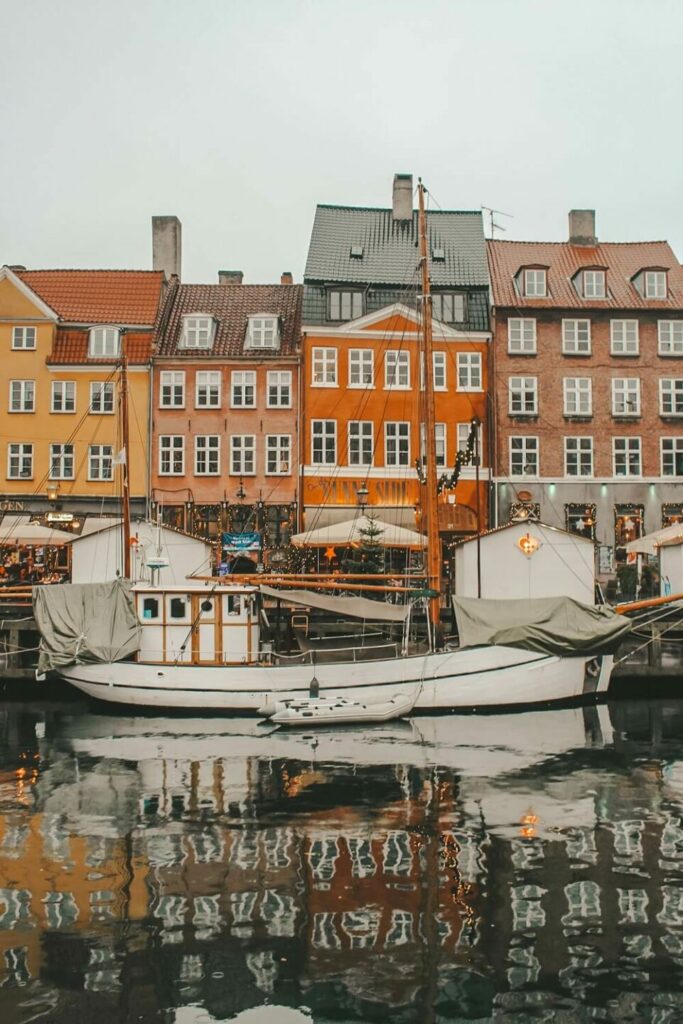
[{"x1": 356, "y1": 483, "x2": 369, "y2": 513}]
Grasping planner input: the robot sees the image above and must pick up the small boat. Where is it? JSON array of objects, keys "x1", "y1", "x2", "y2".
[{"x1": 263, "y1": 693, "x2": 416, "y2": 727}]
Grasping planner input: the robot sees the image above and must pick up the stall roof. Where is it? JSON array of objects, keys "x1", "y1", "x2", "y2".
[
  {"x1": 291, "y1": 516, "x2": 426, "y2": 549},
  {"x1": 0, "y1": 516, "x2": 75, "y2": 546},
  {"x1": 626, "y1": 522, "x2": 683, "y2": 556}
]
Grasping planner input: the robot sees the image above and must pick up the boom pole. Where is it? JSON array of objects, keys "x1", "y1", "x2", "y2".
[{"x1": 119, "y1": 340, "x2": 132, "y2": 579}]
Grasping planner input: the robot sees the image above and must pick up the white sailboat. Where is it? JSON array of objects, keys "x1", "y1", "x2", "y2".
[{"x1": 33, "y1": 182, "x2": 631, "y2": 712}]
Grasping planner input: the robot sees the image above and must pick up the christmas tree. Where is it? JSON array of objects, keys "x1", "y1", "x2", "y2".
[{"x1": 342, "y1": 513, "x2": 385, "y2": 575}]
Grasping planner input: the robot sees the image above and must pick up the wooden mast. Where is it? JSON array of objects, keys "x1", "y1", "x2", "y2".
[
  {"x1": 417, "y1": 179, "x2": 442, "y2": 637},
  {"x1": 119, "y1": 338, "x2": 132, "y2": 579}
]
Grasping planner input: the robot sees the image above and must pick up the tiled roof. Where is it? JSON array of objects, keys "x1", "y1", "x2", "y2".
[
  {"x1": 155, "y1": 283, "x2": 303, "y2": 358},
  {"x1": 47, "y1": 329, "x2": 153, "y2": 365},
  {"x1": 304, "y1": 206, "x2": 489, "y2": 287},
  {"x1": 488, "y1": 239, "x2": 683, "y2": 310},
  {"x1": 16, "y1": 270, "x2": 165, "y2": 324}
]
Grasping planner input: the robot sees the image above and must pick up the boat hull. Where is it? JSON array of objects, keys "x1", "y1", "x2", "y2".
[{"x1": 56, "y1": 647, "x2": 613, "y2": 712}]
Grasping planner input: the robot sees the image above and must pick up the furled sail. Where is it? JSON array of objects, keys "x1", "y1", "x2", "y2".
[
  {"x1": 260, "y1": 585, "x2": 411, "y2": 622},
  {"x1": 452, "y1": 596, "x2": 632, "y2": 657},
  {"x1": 33, "y1": 579, "x2": 141, "y2": 673}
]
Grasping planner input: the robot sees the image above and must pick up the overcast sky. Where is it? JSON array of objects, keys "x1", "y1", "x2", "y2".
[{"x1": 2, "y1": 0, "x2": 681, "y2": 283}]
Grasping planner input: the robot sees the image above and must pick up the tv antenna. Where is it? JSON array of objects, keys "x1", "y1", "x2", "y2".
[{"x1": 482, "y1": 205, "x2": 513, "y2": 239}]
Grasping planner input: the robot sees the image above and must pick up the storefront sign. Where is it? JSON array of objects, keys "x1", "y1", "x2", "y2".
[{"x1": 222, "y1": 531, "x2": 261, "y2": 554}]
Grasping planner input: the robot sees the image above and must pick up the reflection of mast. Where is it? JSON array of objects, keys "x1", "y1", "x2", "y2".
[
  {"x1": 417, "y1": 181, "x2": 442, "y2": 637},
  {"x1": 119, "y1": 340, "x2": 132, "y2": 579}
]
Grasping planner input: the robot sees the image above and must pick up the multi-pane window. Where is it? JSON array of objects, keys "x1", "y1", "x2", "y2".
[
  {"x1": 645, "y1": 271, "x2": 667, "y2": 299},
  {"x1": 562, "y1": 319, "x2": 591, "y2": 354},
  {"x1": 662, "y1": 438, "x2": 683, "y2": 476},
  {"x1": 420, "y1": 423, "x2": 446, "y2": 467},
  {"x1": 509, "y1": 376, "x2": 538, "y2": 415},
  {"x1": 89, "y1": 381, "x2": 114, "y2": 414},
  {"x1": 328, "y1": 290, "x2": 364, "y2": 321},
  {"x1": 89, "y1": 327, "x2": 120, "y2": 358},
  {"x1": 508, "y1": 318, "x2": 537, "y2": 354},
  {"x1": 159, "y1": 371, "x2": 184, "y2": 408},
  {"x1": 658, "y1": 321, "x2": 683, "y2": 355},
  {"x1": 612, "y1": 378, "x2": 641, "y2": 416},
  {"x1": 230, "y1": 435, "x2": 256, "y2": 474},
  {"x1": 348, "y1": 421, "x2": 373, "y2": 466},
  {"x1": 614, "y1": 437, "x2": 642, "y2": 477},
  {"x1": 432, "y1": 293, "x2": 465, "y2": 323},
  {"x1": 660, "y1": 379, "x2": 683, "y2": 416},
  {"x1": 7, "y1": 443, "x2": 33, "y2": 479},
  {"x1": 49, "y1": 443, "x2": 75, "y2": 479},
  {"x1": 433, "y1": 352, "x2": 446, "y2": 389},
  {"x1": 195, "y1": 371, "x2": 221, "y2": 408},
  {"x1": 565, "y1": 437, "x2": 594, "y2": 477},
  {"x1": 9, "y1": 380, "x2": 34, "y2": 412},
  {"x1": 611, "y1": 320, "x2": 639, "y2": 355},
  {"x1": 195, "y1": 435, "x2": 220, "y2": 475},
  {"x1": 266, "y1": 434, "x2": 291, "y2": 474},
  {"x1": 509, "y1": 436, "x2": 538, "y2": 476},
  {"x1": 267, "y1": 370, "x2": 292, "y2": 407},
  {"x1": 457, "y1": 421, "x2": 483, "y2": 457},
  {"x1": 312, "y1": 347, "x2": 337, "y2": 385},
  {"x1": 159, "y1": 436, "x2": 184, "y2": 475},
  {"x1": 385, "y1": 351, "x2": 410, "y2": 389},
  {"x1": 457, "y1": 352, "x2": 482, "y2": 390},
  {"x1": 246, "y1": 316, "x2": 279, "y2": 348},
  {"x1": 12, "y1": 327, "x2": 36, "y2": 350},
  {"x1": 385, "y1": 422, "x2": 410, "y2": 466},
  {"x1": 51, "y1": 381, "x2": 75, "y2": 413},
  {"x1": 583, "y1": 270, "x2": 605, "y2": 298},
  {"x1": 231, "y1": 371, "x2": 256, "y2": 407},
  {"x1": 88, "y1": 444, "x2": 113, "y2": 481},
  {"x1": 563, "y1": 377, "x2": 592, "y2": 416},
  {"x1": 181, "y1": 316, "x2": 213, "y2": 348},
  {"x1": 523, "y1": 269, "x2": 547, "y2": 297},
  {"x1": 311, "y1": 420, "x2": 336, "y2": 465},
  {"x1": 349, "y1": 349, "x2": 374, "y2": 387}
]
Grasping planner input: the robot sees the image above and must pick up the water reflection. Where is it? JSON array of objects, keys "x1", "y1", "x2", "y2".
[{"x1": 2, "y1": 699, "x2": 683, "y2": 1021}]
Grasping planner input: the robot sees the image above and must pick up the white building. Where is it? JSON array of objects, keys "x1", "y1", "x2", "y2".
[
  {"x1": 70, "y1": 520, "x2": 213, "y2": 585},
  {"x1": 660, "y1": 541, "x2": 683, "y2": 597}
]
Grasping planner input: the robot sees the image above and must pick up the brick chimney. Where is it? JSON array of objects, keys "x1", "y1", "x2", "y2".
[
  {"x1": 568, "y1": 209, "x2": 597, "y2": 246},
  {"x1": 152, "y1": 216, "x2": 182, "y2": 280},
  {"x1": 280, "y1": 272, "x2": 293, "y2": 285},
  {"x1": 218, "y1": 271, "x2": 244, "y2": 285},
  {"x1": 392, "y1": 173, "x2": 413, "y2": 221}
]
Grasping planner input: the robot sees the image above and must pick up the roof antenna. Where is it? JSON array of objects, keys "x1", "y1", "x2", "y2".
[{"x1": 482, "y1": 205, "x2": 513, "y2": 239}]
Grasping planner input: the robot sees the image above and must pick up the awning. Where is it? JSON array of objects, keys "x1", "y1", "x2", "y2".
[
  {"x1": 0, "y1": 516, "x2": 74, "y2": 546},
  {"x1": 626, "y1": 522, "x2": 683, "y2": 556},
  {"x1": 292, "y1": 515, "x2": 426, "y2": 549},
  {"x1": 260, "y1": 585, "x2": 412, "y2": 622}
]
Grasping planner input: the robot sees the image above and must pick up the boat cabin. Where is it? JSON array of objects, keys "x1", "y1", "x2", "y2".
[{"x1": 133, "y1": 583, "x2": 260, "y2": 665}]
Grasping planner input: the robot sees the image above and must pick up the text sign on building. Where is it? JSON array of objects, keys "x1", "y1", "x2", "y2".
[{"x1": 222, "y1": 532, "x2": 261, "y2": 553}]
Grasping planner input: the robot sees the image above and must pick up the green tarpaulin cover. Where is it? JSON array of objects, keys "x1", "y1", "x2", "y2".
[
  {"x1": 452, "y1": 596, "x2": 632, "y2": 657},
  {"x1": 33, "y1": 579, "x2": 141, "y2": 673}
]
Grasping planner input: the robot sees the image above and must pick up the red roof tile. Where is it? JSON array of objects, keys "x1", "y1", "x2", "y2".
[
  {"x1": 47, "y1": 329, "x2": 153, "y2": 365},
  {"x1": 488, "y1": 239, "x2": 683, "y2": 310},
  {"x1": 16, "y1": 270, "x2": 164, "y2": 324}
]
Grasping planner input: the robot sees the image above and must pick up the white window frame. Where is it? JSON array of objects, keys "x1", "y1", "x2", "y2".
[
  {"x1": 611, "y1": 320, "x2": 639, "y2": 356},
  {"x1": 49, "y1": 443, "x2": 75, "y2": 480},
  {"x1": 181, "y1": 316, "x2": 214, "y2": 349},
  {"x1": 564, "y1": 436, "x2": 594, "y2": 477},
  {"x1": 523, "y1": 269, "x2": 547, "y2": 297},
  {"x1": 658, "y1": 321, "x2": 683, "y2": 356},
  {"x1": 194, "y1": 435, "x2": 220, "y2": 475},
  {"x1": 348, "y1": 421, "x2": 373, "y2": 466},
  {"x1": 195, "y1": 371, "x2": 221, "y2": 409},
  {"x1": 420, "y1": 423, "x2": 447, "y2": 468},
  {"x1": 12, "y1": 326, "x2": 36, "y2": 350},
  {"x1": 645, "y1": 271, "x2": 667, "y2": 299},
  {"x1": 265, "y1": 434, "x2": 291, "y2": 475},
  {"x1": 509, "y1": 376, "x2": 538, "y2": 415},
  {"x1": 348, "y1": 349, "x2": 374, "y2": 388},
  {"x1": 312, "y1": 347, "x2": 338, "y2": 387},
  {"x1": 433, "y1": 352, "x2": 447, "y2": 390},
  {"x1": 90, "y1": 381, "x2": 115, "y2": 414},
  {"x1": 562, "y1": 319, "x2": 591, "y2": 355},
  {"x1": 508, "y1": 318, "x2": 537, "y2": 354},
  {"x1": 432, "y1": 293, "x2": 465, "y2": 323},
  {"x1": 7, "y1": 443, "x2": 33, "y2": 480},
  {"x1": 457, "y1": 352, "x2": 482, "y2": 391},
  {"x1": 457, "y1": 421, "x2": 483, "y2": 456},
  {"x1": 88, "y1": 327, "x2": 121, "y2": 358},
  {"x1": 509, "y1": 436, "x2": 539, "y2": 477},
  {"x1": 266, "y1": 370, "x2": 292, "y2": 408},
  {"x1": 311, "y1": 420, "x2": 336, "y2": 465},
  {"x1": 230, "y1": 435, "x2": 256, "y2": 475},
  {"x1": 159, "y1": 371, "x2": 185, "y2": 409},
  {"x1": 583, "y1": 270, "x2": 605, "y2": 298},
  {"x1": 662, "y1": 437, "x2": 683, "y2": 477},
  {"x1": 385, "y1": 422, "x2": 410, "y2": 467},
  {"x1": 385, "y1": 350, "x2": 410, "y2": 390},
  {"x1": 51, "y1": 380, "x2": 76, "y2": 414},
  {"x1": 328, "y1": 290, "x2": 364, "y2": 321},
  {"x1": 246, "y1": 315, "x2": 279, "y2": 349},
  {"x1": 9, "y1": 379, "x2": 35, "y2": 412},
  {"x1": 563, "y1": 377, "x2": 592, "y2": 416},
  {"x1": 613, "y1": 437, "x2": 642, "y2": 477},
  {"x1": 612, "y1": 378, "x2": 641, "y2": 417},
  {"x1": 660, "y1": 379, "x2": 683, "y2": 416},
  {"x1": 159, "y1": 435, "x2": 185, "y2": 476},
  {"x1": 230, "y1": 370, "x2": 256, "y2": 408},
  {"x1": 88, "y1": 444, "x2": 113, "y2": 481}
]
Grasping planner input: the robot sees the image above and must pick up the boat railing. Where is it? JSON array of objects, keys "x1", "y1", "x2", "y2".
[{"x1": 271, "y1": 640, "x2": 402, "y2": 665}]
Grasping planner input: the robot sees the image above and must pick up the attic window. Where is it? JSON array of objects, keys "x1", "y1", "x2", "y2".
[
  {"x1": 246, "y1": 315, "x2": 280, "y2": 349},
  {"x1": 181, "y1": 316, "x2": 214, "y2": 349},
  {"x1": 432, "y1": 248, "x2": 445, "y2": 262},
  {"x1": 350, "y1": 244, "x2": 364, "y2": 259},
  {"x1": 645, "y1": 270, "x2": 667, "y2": 299},
  {"x1": 89, "y1": 326, "x2": 121, "y2": 358},
  {"x1": 583, "y1": 269, "x2": 605, "y2": 299},
  {"x1": 523, "y1": 269, "x2": 547, "y2": 297}
]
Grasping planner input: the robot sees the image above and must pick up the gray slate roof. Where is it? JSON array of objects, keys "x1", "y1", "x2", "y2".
[{"x1": 304, "y1": 205, "x2": 489, "y2": 288}]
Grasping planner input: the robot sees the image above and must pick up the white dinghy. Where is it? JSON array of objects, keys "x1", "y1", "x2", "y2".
[{"x1": 263, "y1": 693, "x2": 416, "y2": 727}]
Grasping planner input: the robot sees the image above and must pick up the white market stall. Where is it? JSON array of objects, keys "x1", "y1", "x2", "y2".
[
  {"x1": 292, "y1": 516, "x2": 426, "y2": 548},
  {"x1": 69, "y1": 520, "x2": 213, "y2": 585}
]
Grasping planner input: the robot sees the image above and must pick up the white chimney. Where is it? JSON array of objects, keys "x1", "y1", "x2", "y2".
[
  {"x1": 152, "y1": 216, "x2": 182, "y2": 280},
  {"x1": 218, "y1": 271, "x2": 244, "y2": 285},
  {"x1": 392, "y1": 173, "x2": 413, "y2": 221},
  {"x1": 568, "y1": 209, "x2": 597, "y2": 246}
]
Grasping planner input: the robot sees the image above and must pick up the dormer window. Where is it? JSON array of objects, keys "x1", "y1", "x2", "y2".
[
  {"x1": 328, "y1": 289, "x2": 364, "y2": 322},
  {"x1": 523, "y1": 269, "x2": 547, "y2": 297},
  {"x1": 181, "y1": 316, "x2": 214, "y2": 349},
  {"x1": 432, "y1": 247, "x2": 445, "y2": 262},
  {"x1": 645, "y1": 270, "x2": 667, "y2": 299},
  {"x1": 583, "y1": 269, "x2": 605, "y2": 299},
  {"x1": 432, "y1": 292, "x2": 466, "y2": 323},
  {"x1": 246, "y1": 315, "x2": 280, "y2": 349},
  {"x1": 350, "y1": 245, "x2": 364, "y2": 259},
  {"x1": 89, "y1": 326, "x2": 121, "y2": 358}
]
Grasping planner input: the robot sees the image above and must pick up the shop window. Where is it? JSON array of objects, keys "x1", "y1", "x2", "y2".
[
  {"x1": 194, "y1": 504, "x2": 220, "y2": 540},
  {"x1": 156, "y1": 504, "x2": 185, "y2": 532},
  {"x1": 663, "y1": 503, "x2": 683, "y2": 527},
  {"x1": 565, "y1": 503, "x2": 597, "y2": 540},
  {"x1": 614, "y1": 504, "x2": 644, "y2": 563}
]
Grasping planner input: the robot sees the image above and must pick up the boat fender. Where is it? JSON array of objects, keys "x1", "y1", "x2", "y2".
[{"x1": 585, "y1": 657, "x2": 601, "y2": 678}]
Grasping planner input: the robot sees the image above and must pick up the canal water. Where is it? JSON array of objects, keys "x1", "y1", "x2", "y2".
[{"x1": 2, "y1": 695, "x2": 683, "y2": 1023}]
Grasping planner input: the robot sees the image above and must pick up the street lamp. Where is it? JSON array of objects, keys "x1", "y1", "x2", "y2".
[
  {"x1": 356, "y1": 483, "x2": 369, "y2": 511},
  {"x1": 236, "y1": 477, "x2": 246, "y2": 501},
  {"x1": 46, "y1": 483, "x2": 60, "y2": 505}
]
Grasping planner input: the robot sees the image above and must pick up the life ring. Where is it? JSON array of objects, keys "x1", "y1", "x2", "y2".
[{"x1": 585, "y1": 657, "x2": 601, "y2": 678}]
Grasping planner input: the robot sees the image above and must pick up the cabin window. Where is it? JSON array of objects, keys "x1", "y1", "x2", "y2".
[
  {"x1": 142, "y1": 596, "x2": 160, "y2": 620},
  {"x1": 225, "y1": 595, "x2": 242, "y2": 616},
  {"x1": 169, "y1": 597, "x2": 188, "y2": 619}
]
